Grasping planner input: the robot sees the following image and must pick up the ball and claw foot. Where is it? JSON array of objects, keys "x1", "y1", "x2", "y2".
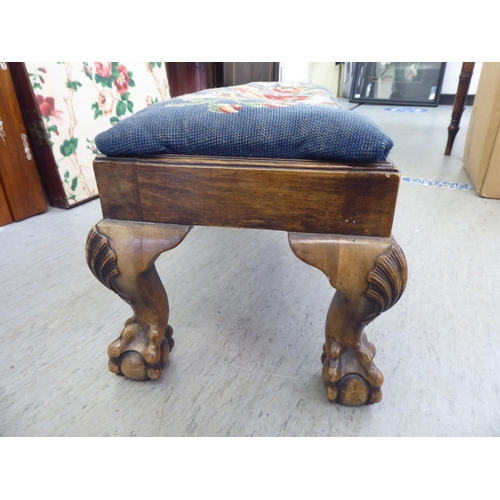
[
  {"x1": 321, "y1": 338, "x2": 383, "y2": 406},
  {"x1": 108, "y1": 321, "x2": 174, "y2": 381}
]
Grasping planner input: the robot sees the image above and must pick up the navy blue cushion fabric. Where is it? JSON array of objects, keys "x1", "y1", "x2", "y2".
[{"x1": 95, "y1": 82, "x2": 394, "y2": 162}]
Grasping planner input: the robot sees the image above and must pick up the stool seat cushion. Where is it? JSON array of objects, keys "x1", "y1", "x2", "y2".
[{"x1": 95, "y1": 82, "x2": 394, "y2": 162}]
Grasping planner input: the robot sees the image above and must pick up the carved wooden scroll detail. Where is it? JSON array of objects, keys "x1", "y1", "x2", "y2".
[
  {"x1": 366, "y1": 239, "x2": 408, "y2": 318},
  {"x1": 85, "y1": 224, "x2": 120, "y2": 294}
]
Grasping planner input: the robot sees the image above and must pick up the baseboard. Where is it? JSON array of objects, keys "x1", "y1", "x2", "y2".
[{"x1": 439, "y1": 94, "x2": 475, "y2": 106}]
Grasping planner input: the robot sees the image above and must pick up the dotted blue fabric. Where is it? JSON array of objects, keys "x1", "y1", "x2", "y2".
[{"x1": 95, "y1": 82, "x2": 394, "y2": 162}]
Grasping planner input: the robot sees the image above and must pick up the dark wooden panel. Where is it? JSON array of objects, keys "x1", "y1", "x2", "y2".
[
  {"x1": 219, "y1": 63, "x2": 280, "y2": 87},
  {"x1": 0, "y1": 65, "x2": 47, "y2": 221},
  {"x1": 0, "y1": 179, "x2": 13, "y2": 226},
  {"x1": 8, "y1": 63, "x2": 68, "y2": 208},
  {"x1": 94, "y1": 155, "x2": 400, "y2": 237},
  {"x1": 166, "y1": 63, "x2": 215, "y2": 98}
]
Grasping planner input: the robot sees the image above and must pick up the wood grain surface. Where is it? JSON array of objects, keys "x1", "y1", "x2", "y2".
[
  {"x1": 8, "y1": 63, "x2": 69, "y2": 208},
  {"x1": 445, "y1": 62, "x2": 475, "y2": 156},
  {"x1": 94, "y1": 155, "x2": 400, "y2": 237},
  {"x1": 0, "y1": 65, "x2": 47, "y2": 221},
  {"x1": 0, "y1": 179, "x2": 13, "y2": 226}
]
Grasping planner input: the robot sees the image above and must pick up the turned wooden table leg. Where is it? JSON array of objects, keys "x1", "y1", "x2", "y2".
[
  {"x1": 445, "y1": 62, "x2": 475, "y2": 156},
  {"x1": 289, "y1": 234, "x2": 408, "y2": 406},
  {"x1": 86, "y1": 220, "x2": 191, "y2": 381}
]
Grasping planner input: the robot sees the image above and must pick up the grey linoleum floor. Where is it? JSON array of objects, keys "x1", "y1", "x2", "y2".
[{"x1": 1, "y1": 101, "x2": 499, "y2": 437}]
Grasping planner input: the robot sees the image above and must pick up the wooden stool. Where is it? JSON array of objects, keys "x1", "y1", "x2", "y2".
[{"x1": 85, "y1": 83, "x2": 408, "y2": 406}]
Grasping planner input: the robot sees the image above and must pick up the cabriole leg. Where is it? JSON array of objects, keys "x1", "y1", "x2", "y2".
[
  {"x1": 289, "y1": 233, "x2": 407, "y2": 406},
  {"x1": 86, "y1": 220, "x2": 191, "y2": 381}
]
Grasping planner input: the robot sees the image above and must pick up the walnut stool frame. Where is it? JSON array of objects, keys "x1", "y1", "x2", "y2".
[{"x1": 86, "y1": 154, "x2": 407, "y2": 406}]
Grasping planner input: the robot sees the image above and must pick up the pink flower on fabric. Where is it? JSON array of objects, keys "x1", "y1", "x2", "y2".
[
  {"x1": 97, "y1": 89, "x2": 116, "y2": 116},
  {"x1": 272, "y1": 86, "x2": 302, "y2": 93},
  {"x1": 264, "y1": 94, "x2": 308, "y2": 102},
  {"x1": 94, "y1": 62, "x2": 112, "y2": 78},
  {"x1": 114, "y1": 65, "x2": 130, "y2": 95},
  {"x1": 35, "y1": 95, "x2": 63, "y2": 120},
  {"x1": 219, "y1": 104, "x2": 242, "y2": 114}
]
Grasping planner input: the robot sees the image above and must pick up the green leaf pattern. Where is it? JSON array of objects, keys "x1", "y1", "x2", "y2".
[
  {"x1": 60, "y1": 138, "x2": 79, "y2": 157},
  {"x1": 87, "y1": 62, "x2": 137, "y2": 125},
  {"x1": 62, "y1": 169, "x2": 78, "y2": 193},
  {"x1": 26, "y1": 61, "x2": 169, "y2": 205}
]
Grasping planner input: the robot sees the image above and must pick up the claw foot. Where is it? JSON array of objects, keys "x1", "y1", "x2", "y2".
[
  {"x1": 321, "y1": 336, "x2": 383, "y2": 406},
  {"x1": 108, "y1": 322, "x2": 174, "y2": 381}
]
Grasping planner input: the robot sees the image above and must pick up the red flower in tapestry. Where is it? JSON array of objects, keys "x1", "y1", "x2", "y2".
[
  {"x1": 218, "y1": 104, "x2": 242, "y2": 114},
  {"x1": 272, "y1": 86, "x2": 302, "y2": 94},
  {"x1": 263, "y1": 94, "x2": 309, "y2": 102}
]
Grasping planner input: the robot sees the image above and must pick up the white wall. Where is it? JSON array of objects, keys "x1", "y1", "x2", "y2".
[
  {"x1": 441, "y1": 62, "x2": 482, "y2": 95},
  {"x1": 280, "y1": 62, "x2": 310, "y2": 83},
  {"x1": 309, "y1": 63, "x2": 342, "y2": 96}
]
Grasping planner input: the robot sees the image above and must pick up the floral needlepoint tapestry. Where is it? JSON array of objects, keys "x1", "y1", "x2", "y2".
[{"x1": 25, "y1": 62, "x2": 170, "y2": 206}]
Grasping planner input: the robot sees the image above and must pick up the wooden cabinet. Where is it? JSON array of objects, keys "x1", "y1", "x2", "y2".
[
  {"x1": 0, "y1": 63, "x2": 47, "y2": 226},
  {"x1": 8, "y1": 62, "x2": 70, "y2": 208},
  {"x1": 166, "y1": 63, "x2": 216, "y2": 98},
  {"x1": 215, "y1": 62, "x2": 280, "y2": 87},
  {"x1": 165, "y1": 62, "x2": 280, "y2": 98}
]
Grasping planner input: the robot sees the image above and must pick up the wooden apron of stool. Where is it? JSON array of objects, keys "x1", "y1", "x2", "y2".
[{"x1": 86, "y1": 154, "x2": 408, "y2": 406}]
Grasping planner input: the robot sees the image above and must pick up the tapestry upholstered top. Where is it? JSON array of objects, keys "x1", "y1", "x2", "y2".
[{"x1": 95, "y1": 82, "x2": 394, "y2": 163}]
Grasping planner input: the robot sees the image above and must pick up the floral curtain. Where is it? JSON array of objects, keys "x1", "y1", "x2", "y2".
[{"x1": 25, "y1": 62, "x2": 170, "y2": 205}]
